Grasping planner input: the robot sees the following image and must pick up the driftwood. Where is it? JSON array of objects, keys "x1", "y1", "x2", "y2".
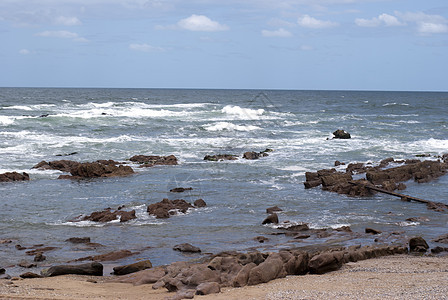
[{"x1": 348, "y1": 181, "x2": 448, "y2": 213}]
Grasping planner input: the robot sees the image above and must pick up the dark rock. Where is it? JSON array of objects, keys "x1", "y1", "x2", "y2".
[
  {"x1": 346, "y1": 162, "x2": 365, "y2": 174},
  {"x1": 193, "y1": 199, "x2": 207, "y2": 208},
  {"x1": 431, "y1": 246, "x2": 448, "y2": 254},
  {"x1": 426, "y1": 201, "x2": 448, "y2": 212},
  {"x1": 173, "y1": 243, "x2": 201, "y2": 253},
  {"x1": 130, "y1": 154, "x2": 178, "y2": 167},
  {"x1": 0, "y1": 172, "x2": 29, "y2": 182},
  {"x1": 254, "y1": 236, "x2": 269, "y2": 243},
  {"x1": 262, "y1": 213, "x2": 279, "y2": 225},
  {"x1": 294, "y1": 234, "x2": 311, "y2": 240},
  {"x1": 304, "y1": 179, "x2": 322, "y2": 189},
  {"x1": 195, "y1": 282, "x2": 221, "y2": 295},
  {"x1": 204, "y1": 154, "x2": 238, "y2": 161},
  {"x1": 333, "y1": 129, "x2": 351, "y2": 139},
  {"x1": 409, "y1": 237, "x2": 429, "y2": 253},
  {"x1": 34, "y1": 253, "x2": 46, "y2": 262},
  {"x1": 0, "y1": 267, "x2": 5, "y2": 275},
  {"x1": 0, "y1": 239, "x2": 12, "y2": 244},
  {"x1": 365, "y1": 228, "x2": 382, "y2": 235},
  {"x1": 170, "y1": 187, "x2": 193, "y2": 193},
  {"x1": 56, "y1": 152, "x2": 78, "y2": 157},
  {"x1": 66, "y1": 237, "x2": 91, "y2": 244},
  {"x1": 75, "y1": 250, "x2": 137, "y2": 262},
  {"x1": 69, "y1": 162, "x2": 134, "y2": 178},
  {"x1": 15, "y1": 245, "x2": 27, "y2": 250},
  {"x1": 147, "y1": 198, "x2": 194, "y2": 218},
  {"x1": 41, "y1": 262, "x2": 103, "y2": 277},
  {"x1": 113, "y1": 260, "x2": 153, "y2": 275},
  {"x1": 243, "y1": 151, "x2": 260, "y2": 160},
  {"x1": 266, "y1": 206, "x2": 283, "y2": 214},
  {"x1": 334, "y1": 161, "x2": 344, "y2": 166},
  {"x1": 285, "y1": 223, "x2": 309, "y2": 231},
  {"x1": 81, "y1": 209, "x2": 136, "y2": 223},
  {"x1": 20, "y1": 272, "x2": 42, "y2": 279}
]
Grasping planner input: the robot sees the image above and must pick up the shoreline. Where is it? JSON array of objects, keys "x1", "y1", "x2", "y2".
[{"x1": 1, "y1": 254, "x2": 447, "y2": 299}]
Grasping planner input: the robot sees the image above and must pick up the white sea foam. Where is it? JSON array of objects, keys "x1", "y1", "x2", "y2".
[
  {"x1": 222, "y1": 105, "x2": 264, "y2": 120},
  {"x1": 382, "y1": 102, "x2": 410, "y2": 106},
  {"x1": 204, "y1": 122, "x2": 261, "y2": 132},
  {"x1": 3, "y1": 105, "x2": 33, "y2": 111},
  {"x1": 0, "y1": 116, "x2": 15, "y2": 125}
]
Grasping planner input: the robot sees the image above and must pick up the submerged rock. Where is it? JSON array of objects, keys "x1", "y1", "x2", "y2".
[{"x1": 147, "y1": 198, "x2": 200, "y2": 219}]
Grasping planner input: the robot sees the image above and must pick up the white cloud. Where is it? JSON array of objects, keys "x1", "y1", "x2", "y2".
[
  {"x1": 177, "y1": 14, "x2": 229, "y2": 32},
  {"x1": 355, "y1": 13, "x2": 403, "y2": 27},
  {"x1": 54, "y1": 16, "x2": 82, "y2": 26},
  {"x1": 35, "y1": 30, "x2": 88, "y2": 42},
  {"x1": 417, "y1": 22, "x2": 448, "y2": 34},
  {"x1": 19, "y1": 49, "x2": 30, "y2": 55},
  {"x1": 261, "y1": 28, "x2": 292, "y2": 37},
  {"x1": 297, "y1": 15, "x2": 338, "y2": 29},
  {"x1": 129, "y1": 43, "x2": 165, "y2": 52}
]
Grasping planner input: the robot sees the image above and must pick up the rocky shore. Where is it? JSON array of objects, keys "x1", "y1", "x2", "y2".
[{"x1": 1, "y1": 152, "x2": 448, "y2": 299}]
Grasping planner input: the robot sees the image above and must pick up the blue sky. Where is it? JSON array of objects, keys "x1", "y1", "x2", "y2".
[{"x1": 1, "y1": 0, "x2": 447, "y2": 91}]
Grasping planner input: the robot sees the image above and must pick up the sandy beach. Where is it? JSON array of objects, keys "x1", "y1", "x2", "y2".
[{"x1": 1, "y1": 254, "x2": 447, "y2": 300}]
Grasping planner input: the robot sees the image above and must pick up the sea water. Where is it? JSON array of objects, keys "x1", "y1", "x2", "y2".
[{"x1": 0, "y1": 88, "x2": 447, "y2": 275}]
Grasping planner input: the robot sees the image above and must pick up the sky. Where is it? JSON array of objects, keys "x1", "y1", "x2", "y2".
[{"x1": 1, "y1": 0, "x2": 447, "y2": 91}]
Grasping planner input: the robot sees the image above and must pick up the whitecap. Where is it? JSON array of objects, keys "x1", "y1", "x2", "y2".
[
  {"x1": 0, "y1": 116, "x2": 15, "y2": 125},
  {"x1": 2, "y1": 105, "x2": 33, "y2": 111},
  {"x1": 222, "y1": 105, "x2": 264, "y2": 120},
  {"x1": 204, "y1": 122, "x2": 261, "y2": 132}
]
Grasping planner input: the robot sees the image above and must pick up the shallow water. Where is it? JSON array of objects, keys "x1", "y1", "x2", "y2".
[{"x1": 0, "y1": 88, "x2": 447, "y2": 275}]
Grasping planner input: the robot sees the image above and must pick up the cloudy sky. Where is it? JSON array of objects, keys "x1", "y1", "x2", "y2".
[{"x1": 1, "y1": 0, "x2": 447, "y2": 91}]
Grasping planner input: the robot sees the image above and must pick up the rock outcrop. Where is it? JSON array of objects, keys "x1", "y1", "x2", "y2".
[
  {"x1": 80, "y1": 209, "x2": 136, "y2": 223},
  {"x1": 204, "y1": 154, "x2": 238, "y2": 161},
  {"x1": 147, "y1": 198, "x2": 205, "y2": 219},
  {"x1": 41, "y1": 262, "x2": 103, "y2": 277},
  {"x1": 0, "y1": 172, "x2": 30, "y2": 182},
  {"x1": 130, "y1": 155, "x2": 178, "y2": 167},
  {"x1": 332, "y1": 129, "x2": 351, "y2": 139}
]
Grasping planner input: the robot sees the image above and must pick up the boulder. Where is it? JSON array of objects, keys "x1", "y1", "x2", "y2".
[
  {"x1": 41, "y1": 262, "x2": 103, "y2": 277},
  {"x1": 147, "y1": 198, "x2": 194, "y2": 218},
  {"x1": 81, "y1": 209, "x2": 136, "y2": 223},
  {"x1": 34, "y1": 253, "x2": 46, "y2": 262},
  {"x1": 195, "y1": 282, "x2": 221, "y2": 295},
  {"x1": 173, "y1": 243, "x2": 201, "y2": 253},
  {"x1": 409, "y1": 237, "x2": 429, "y2": 253},
  {"x1": 33, "y1": 160, "x2": 80, "y2": 172},
  {"x1": 130, "y1": 155, "x2": 178, "y2": 167},
  {"x1": 266, "y1": 206, "x2": 283, "y2": 214},
  {"x1": 232, "y1": 263, "x2": 256, "y2": 287},
  {"x1": 308, "y1": 251, "x2": 345, "y2": 274},
  {"x1": 247, "y1": 253, "x2": 284, "y2": 285},
  {"x1": 0, "y1": 172, "x2": 30, "y2": 182},
  {"x1": 243, "y1": 151, "x2": 260, "y2": 160},
  {"x1": 365, "y1": 228, "x2": 382, "y2": 235},
  {"x1": 69, "y1": 162, "x2": 134, "y2": 178},
  {"x1": 204, "y1": 154, "x2": 238, "y2": 161},
  {"x1": 262, "y1": 213, "x2": 279, "y2": 225},
  {"x1": 113, "y1": 260, "x2": 153, "y2": 275},
  {"x1": 333, "y1": 129, "x2": 351, "y2": 139},
  {"x1": 193, "y1": 199, "x2": 207, "y2": 208}
]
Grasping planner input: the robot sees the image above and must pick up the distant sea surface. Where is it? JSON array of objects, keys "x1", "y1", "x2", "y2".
[{"x1": 1, "y1": 88, "x2": 447, "y2": 275}]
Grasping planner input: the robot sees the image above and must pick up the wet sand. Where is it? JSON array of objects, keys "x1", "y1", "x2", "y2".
[{"x1": 1, "y1": 254, "x2": 447, "y2": 300}]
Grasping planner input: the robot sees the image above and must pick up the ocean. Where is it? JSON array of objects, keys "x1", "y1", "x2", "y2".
[{"x1": 1, "y1": 88, "x2": 447, "y2": 275}]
